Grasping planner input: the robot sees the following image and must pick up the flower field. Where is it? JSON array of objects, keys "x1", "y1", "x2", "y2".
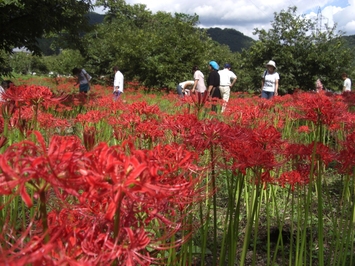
[{"x1": 1, "y1": 76, "x2": 355, "y2": 265}]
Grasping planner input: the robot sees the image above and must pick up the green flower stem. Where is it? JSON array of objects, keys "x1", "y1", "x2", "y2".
[
  {"x1": 219, "y1": 169, "x2": 244, "y2": 266},
  {"x1": 210, "y1": 145, "x2": 218, "y2": 266},
  {"x1": 114, "y1": 192, "x2": 125, "y2": 240},
  {"x1": 39, "y1": 190, "x2": 49, "y2": 243},
  {"x1": 240, "y1": 168, "x2": 262, "y2": 266}
]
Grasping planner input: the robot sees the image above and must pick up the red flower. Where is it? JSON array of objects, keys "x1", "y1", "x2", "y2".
[
  {"x1": 336, "y1": 131, "x2": 355, "y2": 174},
  {"x1": 298, "y1": 125, "x2": 310, "y2": 133},
  {"x1": 0, "y1": 131, "x2": 87, "y2": 207},
  {"x1": 278, "y1": 170, "x2": 309, "y2": 190}
]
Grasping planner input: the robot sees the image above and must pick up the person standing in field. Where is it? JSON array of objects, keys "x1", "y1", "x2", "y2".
[
  {"x1": 207, "y1": 60, "x2": 221, "y2": 112},
  {"x1": 315, "y1": 79, "x2": 324, "y2": 93},
  {"x1": 113, "y1": 66, "x2": 124, "y2": 100},
  {"x1": 191, "y1": 65, "x2": 206, "y2": 95},
  {"x1": 342, "y1": 73, "x2": 352, "y2": 92},
  {"x1": 261, "y1": 60, "x2": 279, "y2": 99},
  {"x1": 72, "y1": 67, "x2": 91, "y2": 93},
  {"x1": 218, "y1": 63, "x2": 237, "y2": 112},
  {"x1": 0, "y1": 81, "x2": 7, "y2": 102}
]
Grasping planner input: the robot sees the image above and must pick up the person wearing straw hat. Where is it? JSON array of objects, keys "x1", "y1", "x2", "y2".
[{"x1": 261, "y1": 60, "x2": 279, "y2": 99}]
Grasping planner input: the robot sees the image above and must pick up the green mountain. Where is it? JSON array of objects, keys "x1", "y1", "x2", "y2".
[
  {"x1": 86, "y1": 14, "x2": 255, "y2": 53},
  {"x1": 88, "y1": 12, "x2": 105, "y2": 25},
  {"x1": 206, "y1": 28, "x2": 255, "y2": 53},
  {"x1": 344, "y1": 35, "x2": 355, "y2": 48}
]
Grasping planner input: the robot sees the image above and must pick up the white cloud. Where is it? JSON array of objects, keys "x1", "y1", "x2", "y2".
[{"x1": 97, "y1": 0, "x2": 355, "y2": 38}]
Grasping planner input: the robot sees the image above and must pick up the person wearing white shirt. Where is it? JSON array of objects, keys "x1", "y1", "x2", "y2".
[
  {"x1": 191, "y1": 65, "x2": 206, "y2": 94},
  {"x1": 177, "y1": 80, "x2": 194, "y2": 97},
  {"x1": 218, "y1": 63, "x2": 237, "y2": 112},
  {"x1": 0, "y1": 80, "x2": 13, "y2": 102},
  {"x1": 342, "y1": 73, "x2": 352, "y2": 92},
  {"x1": 113, "y1": 66, "x2": 124, "y2": 100},
  {"x1": 0, "y1": 82, "x2": 6, "y2": 102},
  {"x1": 261, "y1": 60, "x2": 279, "y2": 99}
]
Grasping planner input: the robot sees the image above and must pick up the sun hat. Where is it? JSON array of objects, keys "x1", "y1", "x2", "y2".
[
  {"x1": 266, "y1": 60, "x2": 276, "y2": 69},
  {"x1": 209, "y1": 61, "x2": 219, "y2": 70},
  {"x1": 224, "y1": 63, "x2": 231, "y2": 68}
]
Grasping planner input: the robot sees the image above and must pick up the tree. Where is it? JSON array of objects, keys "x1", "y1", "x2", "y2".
[
  {"x1": 241, "y1": 6, "x2": 354, "y2": 93},
  {"x1": 0, "y1": 0, "x2": 93, "y2": 54},
  {"x1": 85, "y1": 1, "x2": 210, "y2": 89},
  {"x1": 43, "y1": 50, "x2": 85, "y2": 76},
  {"x1": 0, "y1": 0, "x2": 93, "y2": 76}
]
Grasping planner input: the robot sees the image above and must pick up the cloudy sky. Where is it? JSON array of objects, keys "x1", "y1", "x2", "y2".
[{"x1": 96, "y1": 0, "x2": 355, "y2": 39}]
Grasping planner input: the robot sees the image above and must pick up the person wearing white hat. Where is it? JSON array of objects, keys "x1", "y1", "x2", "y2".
[{"x1": 261, "y1": 60, "x2": 279, "y2": 99}]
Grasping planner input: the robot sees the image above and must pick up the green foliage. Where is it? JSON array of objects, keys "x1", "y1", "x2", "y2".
[
  {"x1": 241, "y1": 6, "x2": 355, "y2": 94},
  {"x1": 0, "y1": 50, "x2": 12, "y2": 77},
  {"x1": 207, "y1": 28, "x2": 255, "y2": 53},
  {"x1": 0, "y1": 0, "x2": 93, "y2": 54},
  {"x1": 84, "y1": 1, "x2": 237, "y2": 89},
  {"x1": 0, "y1": 0, "x2": 94, "y2": 77},
  {"x1": 43, "y1": 50, "x2": 85, "y2": 76},
  {"x1": 9, "y1": 52, "x2": 33, "y2": 75}
]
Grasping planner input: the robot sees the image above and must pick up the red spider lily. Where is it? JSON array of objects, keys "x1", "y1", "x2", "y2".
[
  {"x1": 83, "y1": 126, "x2": 97, "y2": 151},
  {"x1": 159, "y1": 113, "x2": 200, "y2": 146},
  {"x1": 293, "y1": 92, "x2": 347, "y2": 127},
  {"x1": 108, "y1": 113, "x2": 142, "y2": 129},
  {"x1": 76, "y1": 110, "x2": 107, "y2": 125},
  {"x1": 184, "y1": 118, "x2": 230, "y2": 154},
  {"x1": 298, "y1": 125, "x2": 310, "y2": 133},
  {"x1": 220, "y1": 125, "x2": 283, "y2": 174},
  {"x1": 87, "y1": 95, "x2": 126, "y2": 113},
  {"x1": 30, "y1": 141, "x2": 203, "y2": 265},
  {"x1": 252, "y1": 171, "x2": 276, "y2": 189},
  {"x1": 2, "y1": 85, "x2": 68, "y2": 109},
  {"x1": 37, "y1": 112, "x2": 70, "y2": 130},
  {"x1": 0, "y1": 219, "x2": 63, "y2": 265},
  {"x1": 251, "y1": 123, "x2": 283, "y2": 149},
  {"x1": 109, "y1": 113, "x2": 142, "y2": 142},
  {"x1": 226, "y1": 98, "x2": 265, "y2": 127},
  {"x1": 336, "y1": 131, "x2": 355, "y2": 174},
  {"x1": 0, "y1": 131, "x2": 87, "y2": 207},
  {"x1": 0, "y1": 117, "x2": 3, "y2": 135},
  {"x1": 283, "y1": 142, "x2": 335, "y2": 168},
  {"x1": 189, "y1": 91, "x2": 209, "y2": 112},
  {"x1": 135, "y1": 119, "x2": 165, "y2": 143},
  {"x1": 0, "y1": 136, "x2": 7, "y2": 148},
  {"x1": 161, "y1": 113, "x2": 199, "y2": 139},
  {"x1": 278, "y1": 169, "x2": 309, "y2": 190},
  {"x1": 1, "y1": 101, "x2": 16, "y2": 120},
  {"x1": 128, "y1": 102, "x2": 161, "y2": 117}
]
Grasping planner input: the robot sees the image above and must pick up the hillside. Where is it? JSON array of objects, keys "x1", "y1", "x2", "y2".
[
  {"x1": 206, "y1": 28, "x2": 254, "y2": 53},
  {"x1": 344, "y1": 35, "x2": 355, "y2": 48},
  {"x1": 86, "y1": 14, "x2": 255, "y2": 53}
]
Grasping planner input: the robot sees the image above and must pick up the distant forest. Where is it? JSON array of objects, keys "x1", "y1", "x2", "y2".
[
  {"x1": 87, "y1": 13, "x2": 255, "y2": 53},
  {"x1": 37, "y1": 12, "x2": 355, "y2": 56},
  {"x1": 86, "y1": 13, "x2": 355, "y2": 54}
]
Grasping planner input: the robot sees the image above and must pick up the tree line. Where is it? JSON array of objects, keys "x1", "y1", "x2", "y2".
[{"x1": 1, "y1": 1, "x2": 354, "y2": 94}]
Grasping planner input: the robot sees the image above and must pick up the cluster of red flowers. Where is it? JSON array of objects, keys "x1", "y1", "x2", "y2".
[
  {"x1": 1, "y1": 78, "x2": 355, "y2": 265},
  {"x1": 0, "y1": 131, "x2": 203, "y2": 265}
]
